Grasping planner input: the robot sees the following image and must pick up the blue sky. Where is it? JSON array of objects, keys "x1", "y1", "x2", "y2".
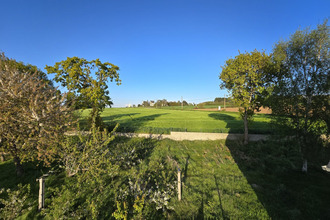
[{"x1": 1, "y1": 0, "x2": 329, "y2": 107}]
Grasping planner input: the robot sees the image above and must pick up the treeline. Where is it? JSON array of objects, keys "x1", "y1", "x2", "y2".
[
  {"x1": 139, "y1": 99, "x2": 192, "y2": 107},
  {"x1": 138, "y1": 97, "x2": 237, "y2": 108},
  {"x1": 199, "y1": 97, "x2": 237, "y2": 107}
]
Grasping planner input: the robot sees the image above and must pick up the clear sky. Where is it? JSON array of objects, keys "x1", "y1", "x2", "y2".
[{"x1": 1, "y1": 0, "x2": 329, "y2": 107}]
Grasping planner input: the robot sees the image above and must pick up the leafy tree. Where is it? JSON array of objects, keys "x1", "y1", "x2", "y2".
[
  {"x1": 156, "y1": 99, "x2": 169, "y2": 107},
  {"x1": 0, "y1": 54, "x2": 75, "y2": 175},
  {"x1": 168, "y1": 101, "x2": 178, "y2": 107},
  {"x1": 142, "y1": 101, "x2": 150, "y2": 107},
  {"x1": 269, "y1": 20, "x2": 329, "y2": 171},
  {"x1": 45, "y1": 57, "x2": 121, "y2": 127},
  {"x1": 0, "y1": 53, "x2": 53, "y2": 86},
  {"x1": 220, "y1": 50, "x2": 271, "y2": 144},
  {"x1": 214, "y1": 97, "x2": 223, "y2": 103}
]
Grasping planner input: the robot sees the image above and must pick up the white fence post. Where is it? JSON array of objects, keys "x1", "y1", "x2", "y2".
[
  {"x1": 37, "y1": 177, "x2": 45, "y2": 211},
  {"x1": 178, "y1": 168, "x2": 182, "y2": 201}
]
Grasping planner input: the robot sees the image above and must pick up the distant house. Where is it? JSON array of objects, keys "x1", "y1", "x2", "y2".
[{"x1": 150, "y1": 101, "x2": 155, "y2": 107}]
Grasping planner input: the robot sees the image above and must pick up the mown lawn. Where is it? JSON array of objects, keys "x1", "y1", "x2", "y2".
[{"x1": 80, "y1": 107, "x2": 275, "y2": 134}]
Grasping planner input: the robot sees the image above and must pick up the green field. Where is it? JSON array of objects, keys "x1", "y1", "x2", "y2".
[{"x1": 81, "y1": 107, "x2": 274, "y2": 134}]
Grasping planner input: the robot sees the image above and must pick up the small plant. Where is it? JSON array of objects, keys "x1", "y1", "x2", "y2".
[
  {"x1": 0, "y1": 184, "x2": 32, "y2": 220},
  {"x1": 112, "y1": 201, "x2": 128, "y2": 220},
  {"x1": 133, "y1": 195, "x2": 145, "y2": 219}
]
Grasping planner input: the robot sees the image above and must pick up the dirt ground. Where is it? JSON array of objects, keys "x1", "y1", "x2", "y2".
[{"x1": 194, "y1": 107, "x2": 272, "y2": 114}]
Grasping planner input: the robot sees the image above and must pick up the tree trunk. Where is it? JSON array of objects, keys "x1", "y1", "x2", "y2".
[
  {"x1": 13, "y1": 156, "x2": 24, "y2": 176},
  {"x1": 243, "y1": 109, "x2": 249, "y2": 145}
]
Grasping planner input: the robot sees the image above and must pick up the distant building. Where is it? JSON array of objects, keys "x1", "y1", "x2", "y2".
[{"x1": 150, "y1": 101, "x2": 155, "y2": 107}]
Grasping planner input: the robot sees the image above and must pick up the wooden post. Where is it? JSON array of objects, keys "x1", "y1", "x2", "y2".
[
  {"x1": 0, "y1": 152, "x2": 4, "y2": 162},
  {"x1": 38, "y1": 177, "x2": 45, "y2": 211},
  {"x1": 224, "y1": 94, "x2": 226, "y2": 109},
  {"x1": 178, "y1": 168, "x2": 182, "y2": 201}
]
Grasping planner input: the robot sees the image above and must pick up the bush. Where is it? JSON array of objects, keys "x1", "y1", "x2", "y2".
[{"x1": 0, "y1": 184, "x2": 32, "y2": 220}]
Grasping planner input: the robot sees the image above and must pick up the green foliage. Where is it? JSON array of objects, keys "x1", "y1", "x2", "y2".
[
  {"x1": 239, "y1": 108, "x2": 254, "y2": 124},
  {"x1": 41, "y1": 126, "x2": 120, "y2": 219},
  {"x1": 87, "y1": 107, "x2": 105, "y2": 130},
  {"x1": 220, "y1": 50, "x2": 271, "y2": 111},
  {"x1": 113, "y1": 150, "x2": 177, "y2": 219},
  {"x1": 0, "y1": 52, "x2": 53, "y2": 86},
  {"x1": 112, "y1": 201, "x2": 128, "y2": 220},
  {"x1": 60, "y1": 124, "x2": 119, "y2": 179},
  {"x1": 219, "y1": 50, "x2": 272, "y2": 143},
  {"x1": 196, "y1": 97, "x2": 237, "y2": 108},
  {"x1": 41, "y1": 129, "x2": 160, "y2": 219},
  {"x1": 0, "y1": 53, "x2": 76, "y2": 175},
  {"x1": 133, "y1": 195, "x2": 145, "y2": 219},
  {"x1": 45, "y1": 57, "x2": 121, "y2": 127},
  {"x1": 0, "y1": 184, "x2": 32, "y2": 220},
  {"x1": 270, "y1": 20, "x2": 329, "y2": 130},
  {"x1": 269, "y1": 20, "x2": 330, "y2": 161}
]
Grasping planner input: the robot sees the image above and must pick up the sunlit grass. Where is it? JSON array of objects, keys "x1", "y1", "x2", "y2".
[{"x1": 80, "y1": 107, "x2": 274, "y2": 134}]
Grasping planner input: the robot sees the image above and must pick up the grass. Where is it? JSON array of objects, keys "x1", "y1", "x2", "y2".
[
  {"x1": 2, "y1": 137, "x2": 329, "y2": 219},
  {"x1": 157, "y1": 139, "x2": 270, "y2": 219},
  {"x1": 80, "y1": 107, "x2": 275, "y2": 134},
  {"x1": 115, "y1": 137, "x2": 330, "y2": 219},
  {"x1": 0, "y1": 161, "x2": 46, "y2": 190},
  {"x1": 0, "y1": 161, "x2": 49, "y2": 219}
]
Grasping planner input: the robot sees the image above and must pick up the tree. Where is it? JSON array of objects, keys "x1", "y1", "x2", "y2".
[
  {"x1": 142, "y1": 100, "x2": 150, "y2": 107},
  {"x1": 220, "y1": 50, "x2": 271, "y2": 144},
  {"x1": 156, "y1": 99, "x2": 168, "y2": 107},
  {"x1": 1, "y1": 54, "x2": 53, "y2": 87},
  {"x1": 269, "y1": 21, "x2": 329, "y2": 171},
  {"x1": 45, "y1": 57, "x2": 121, "y2": 127},
  {"x1": 214, "y1": 97, "x2": 223, "y2": 103},
  {"x1": 0, "y1": 54, "x2": 75, "y2": 175}
]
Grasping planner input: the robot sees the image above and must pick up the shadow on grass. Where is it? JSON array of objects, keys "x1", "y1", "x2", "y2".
[
  {"x1": 102, "y1": 113, "x2": 140, "y2": 121},
  {"x1": 208, "y1": 113, "x2": 241, "y2": 133},
  {"x1": 225, "y1": 139, "x2": 330, "y2": 219},
  {"x1": 209, "y1": 112, "x2": 275, "y2": 134},
  {"x1": 0, "y1": 160, "x2": 50, "y2": 214},
  {"x1": 79, "y1": 113, "x2": 141, "y2": 130},
  {"x1": 209, "y1": 111, "x2": 330, "y2": 218},
  {"x1": 106, "y1": 113, "x2": 168, "y2": 133},
  {"x1": 214, "y1": 174, "x2": 228, "y2": 220},
  {"x1": 0, "y1": 161, "x2": 48, "y2": 190}
]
